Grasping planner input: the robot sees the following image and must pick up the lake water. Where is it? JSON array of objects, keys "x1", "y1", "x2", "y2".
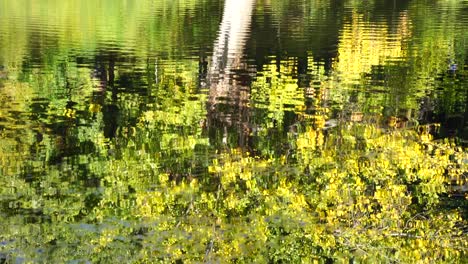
[{"x1": 0, "y1": 0, "x2": 467, "y2": 262}]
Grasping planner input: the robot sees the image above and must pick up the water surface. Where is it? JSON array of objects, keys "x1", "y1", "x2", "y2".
[{"x1": 0, "y1": 0, "x2": 467, "y2": 262}]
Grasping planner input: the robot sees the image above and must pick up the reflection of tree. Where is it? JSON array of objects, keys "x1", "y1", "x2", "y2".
[
  {"x1": 0, "y1": 0, "x2": 467, "y2": 262},
  {"x1": 207, "y1": 0, "x2": 256, "y2": 150},
  {"x1": 90, "y1": 53, "x2": 119, "y2": 139},
  {"x1": 2, "y1": 120, "x2": 466, "y2": 263}
]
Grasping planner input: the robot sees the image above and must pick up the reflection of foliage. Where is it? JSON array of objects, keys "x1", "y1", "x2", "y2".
[
  {"x1": 251, "y1": 57, "x2": 305, "y2": 127},
  {"x1": 1, "y1": 123, "x2": 467, "y2": 263},
  {"x1": 0, "y1": 0, "x2": 467, "y2": 263},
  {"x1": 334, "y1": 12, "x2": 410, "y2": 85},
  {"x1": 0, "y1": 0, "x2": 220, "y2": 67}
]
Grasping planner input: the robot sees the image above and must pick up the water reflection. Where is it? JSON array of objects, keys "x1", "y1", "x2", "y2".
[
  {"x1": 208, "y1": 0, "x2": 256, "y2": 149},
  {"x1": 0, "y1": 0, "x2": 467, "y2": 262}
]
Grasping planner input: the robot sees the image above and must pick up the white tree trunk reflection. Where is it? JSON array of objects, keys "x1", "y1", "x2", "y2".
[
  {"x1": 209, "y1": 0, "x2": 255, "y2": 102},
  {"x1": 207, "y1": 0, "x2": 255, "y2": 147}
]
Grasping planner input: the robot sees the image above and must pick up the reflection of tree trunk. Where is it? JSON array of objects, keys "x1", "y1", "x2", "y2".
[
  {"x1": 207, "y1": 0, "x2": 255, "y2": 149},
  {"x1": 209, "y1": 0, "x2": 255, "y2": 82},
  {"x1": 91, "y1": 54, "x2": 119, "y2": 139},
  {"x1": 103, "y1": 57, "x2": 118, "y2": 139}
]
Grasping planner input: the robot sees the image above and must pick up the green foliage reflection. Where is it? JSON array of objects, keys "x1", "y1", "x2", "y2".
[{"x1": 0, "y1": 0, "x2": 467, "y2": 263}]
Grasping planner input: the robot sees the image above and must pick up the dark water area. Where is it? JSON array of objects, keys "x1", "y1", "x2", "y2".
[{"x1": 0, "y1": 0, "x2": 467, "y2": 262}]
